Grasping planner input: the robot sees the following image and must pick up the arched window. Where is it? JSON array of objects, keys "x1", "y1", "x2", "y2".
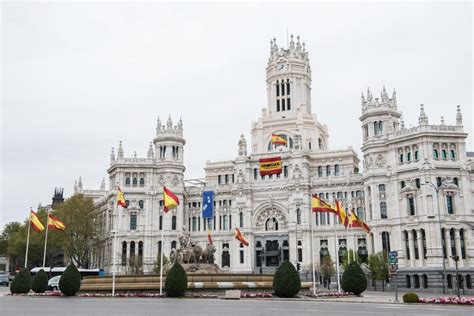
[
  {"x1": 172, "y1": 215, "x2": 177, "y2": 230},
  {"x1": 413, "y1": 230, "x2": 419, "y2": 259},
  {"x1": 449, "y1": 150, "x2": 456, "y2": 159},
  {"x1": 276, "y1": 80, "x2": 280, "y2": 97},
  {"x1": 138, "y1": 241, "x2": 143, "y2": 258},
  {"x1": 399, "y1": 154, "x2": 404, "y2": 163},
  {"x1": 380, "y1": 202, "x2": 387, "y2": 219},
  {"x1": 407, "y1": 152, "x2": 412, "y2": 162},
  {"x1": 125, "y1": 200, "x2": 130, "y2": 208},
  {"x1": 132, "y1": 178, "x2": 138, "y2": 187},
  {"x1": 139, "y1": 178, "x2": 145, "y2": 187},
  {"x1": 433, "y1": 149, "x2": 439, "y2": 160},
  {"x1": 421, "y1": 229, "x2": 427, "y2": 259},
  {"x1": 460, "y1": 229, "x2": 466, "y2": 259},
  {"x1": 414, "y1": 275, "x2": 420, "y2": 288},
  {"x1": 356, "y1": 207, "x2": 364, "y2": 221},
  {"x1": 125, "y1": 178, "x2": 131, "y2": 187},
  {"x1": 406, "y1": 275, "x2": 411, "y2": 288},
  {"x1": 404, "y1": 231, "x2": 410, "y2": 260},
  {"x1": 138, "y1": 200, "x2": 144, "y2": 209},
  {"x1": 239, "y1": 212, "x2": 244, "y2": 228},
  {"x1": 121, "y1": 241, "x2": 127, "y2": 266},
  {"x1": 265, "y1": 217, "x2": 278, "y2": 231},
  {"x1": 442, "y1": 149, "x2": 447, "y2": 160},
  {"x1": 171, "y1": 240, "x2": 177, "y2": 250},
  {"x1": 326, "y1": 165, "x2": 331, "y2": 177},
  {"x1": 318, "y1": 138, "x2": 323, "y2": 149},
  {"x1": 450, "y1": 228, "x2": 456, "y2": 256},
  {"x1": 446, "y1": 195, "x2": 454, "y2": 214},
  {"x1": 267, "y1": 135, "x2": 294, "y2": 150},
  {"x1": 378, "y1": 184, "x2": 386, "y2": 192},
  {"x1": 296, "y1": 208, "x2": 301, "y2": 225},
  {"x1": 130, "y1": 214, "x2": 137, "y2": 230},
  {"x1": 441, "y1": 228, "x2": 447, "y2": 259},
  {"x1": 382, "y1": 231, "x2": 390, "y2": 252},
  {"x1": 422, "y1": 274, "x2": 428, "y2": 288},
  {"x1": 318, "y1": 166, "x2": 323, "y2": 177},
  {"x1": 130, "y1": 241, "x2": 136, "y2": 258},
  {"x1": 414, "y1": 150, "x2": 419, "y2": 160},
  {"x1": 334, "y1": 165, "x2": 340, "y2": 176}
]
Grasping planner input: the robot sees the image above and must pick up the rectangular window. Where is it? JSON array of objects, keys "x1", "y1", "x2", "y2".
[
  {"x1": 192, "y1": 217, "x2": 197, "y2": 231},
  {"x1": 225, "y1": 174, "x2": 229, "y2": 184},
  {"x1": 408, "y1": 197, "x2": 416, "y2": 216},
  {"x1": 282, "y1": 98, "x2": 286, "y2": 111},
  {"x1": 276, "y1": 83, "x2": 279, "y2": 97},
  {"x1": 239, "y1": 212, "x2": 243, "y2": 227},
  {"x1": 240, "y1": 250, "x2": 244, "y2": 264},
  {"x1": 446, "y1": 195, "x2": 454, "y2": 214},
  {"x1": 281, "y1": 83, "x2": 285, "y2": 96},
  {"x1": 276, "y1": 99, "x2": 280, "y2": 112},
  {"x1": 218, "y1": 175, "x2": 221, "y2": 184},
  {"x1": 286, "y1": 81, "x2": 290, "y2": 95},
  {"x1": 415, "y1": 151, "x2": 419, "y2": 160},
  {"x1": 159, "y1": 215, "x2": 163, "y2": 230},
  {"x1": 223, "y1": 215, "x2": 228, "y2": 230},
  {"x1": 298, "y1": 248, "x2": 303, "y2": 262},
  {"x1": 130, "y1": 214, "x2": 137, "y2": 230},
  {"x1": 283, "y1": 166, "x2": 288, "y2": 178},
  {"x1": 254, "y1": 168, "x2": 258, "y2": 180},
  {"x1": 287, "y1": 98, "x2": 291, "y2": 110}
]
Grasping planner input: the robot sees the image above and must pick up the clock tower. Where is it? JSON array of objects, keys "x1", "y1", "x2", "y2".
[
  {"x1": 250, "y1": 35, "x2": 328, "y2": 154},
  {"x1": 266, "y1": 34, "x2": 312, "y2": 119}
]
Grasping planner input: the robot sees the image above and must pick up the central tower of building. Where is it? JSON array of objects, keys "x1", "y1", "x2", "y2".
[{"x1": 251, "y1": 35, "x2": 329, "y2": 155}]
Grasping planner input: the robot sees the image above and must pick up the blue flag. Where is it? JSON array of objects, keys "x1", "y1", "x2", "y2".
[{"x1": 202, "y1": 191, "x2": 214, "y2": 219}]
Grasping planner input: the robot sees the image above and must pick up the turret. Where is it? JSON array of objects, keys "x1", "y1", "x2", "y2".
[{"x1": 153, "y1": 115, "x2": 186, "y2": 164}]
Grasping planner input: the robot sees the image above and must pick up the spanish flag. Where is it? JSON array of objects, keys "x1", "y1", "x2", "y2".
[
  {"x1": 117, "y1": 187, "x2": 127, "y2": 208},
  {"x1": 348, "y1": 211, "x2": 371, "y2": 233},
  {"x1": 311, "y1": 195, "x2": 336, "y2": 213},
  {"x1": 207, "y1": 228, "x2": 213, "y2": 245},
  {"x1": 48, "y1": 214, "x2": 66, "y2": 230},
  {"x1": 259, "y1": 156, "x2": 282, "y2": 176},
  {"x1": 30, "y1": 210, "x2": 45, "y2": 232},
  {"x1": 271, "y1": 134, "x2": 287, "y2": 146},
  {"x1": 335, "y1": 199, "x2": 348, "y2": 228},
  {"x1": 235, "y1": 227, "x2": 249, "y2": 246},
  {"x1": 163, "y1": 186, "x2": 179, "y2": 213}
]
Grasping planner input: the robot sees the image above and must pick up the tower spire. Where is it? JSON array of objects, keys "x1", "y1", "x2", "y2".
[
  {"x1": 418, "y1": 104, "x2": 429, "y2": 126},
  {"x1": 117, "y1": 141, "x2": 124, "y2": 159},
  {"x1": 456, "y1": 105, "x2": 463, "y2": 125}
]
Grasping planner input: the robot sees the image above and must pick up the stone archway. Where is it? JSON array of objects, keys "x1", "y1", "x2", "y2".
[{"x1": 255, "y1": 207, "x2": 288, "y2": 231}]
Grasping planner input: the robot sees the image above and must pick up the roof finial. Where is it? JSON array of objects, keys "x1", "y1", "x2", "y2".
[
  {"x1": 78, "y1": 177, "x2": 83, "y2": 190},
  {"x1": 147, "y1": 141, "x2": 155, "y2": 159},
  {"x1": 302, "y1": 41, "x2": 306, "y2": 52},
  {"x1": 456, "y1": 105, "x2": 463, "y2": 125},
  {"x1": 296, "y1": 35, "x2": 302, "y2": 51},
  {"x1": 100, "y1": 178, "x2": 106, "y2": 190},
  {"x1": 110, "y1": 147, "x2": 115, "y2": 164},
  {"x1": 156, "y1": 116, "x2": 161, "y2": 134},
  {"x1": 418, "y1": 104, "x2": 428, "y2": 126},
  {"x1": 440, "y1": 116, "x2": 445, "y2": 125},
  {"x1": 117, "y1": 141, "x2": 124, "y2": 159},
  {"x1": 289, "y1": 33, "x2": 295, "y2": 49}
]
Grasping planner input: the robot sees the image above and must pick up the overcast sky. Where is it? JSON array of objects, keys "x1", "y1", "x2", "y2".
[{"x1": 1, "y1": 1, "x2": 472, "y2": 228}]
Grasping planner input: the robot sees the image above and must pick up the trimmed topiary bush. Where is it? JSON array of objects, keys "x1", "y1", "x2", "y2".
[
  {"x1": 273, "y1": 261, "x2": 301, "y2": 298},
  {"x1": 59, "y1": 264, "x2": 81, "y2": 296},
  {"x1": 165, "y1": 262, "x2": 188, "y2": 297},
  {"x1": 403, "y1": 292, "x2": 419, "y2": 303},
  {"x1": 32, "y1": 269, "x2": 48, "y2": 293},
  {"x1": 341, "y1": 261, "x2": 367, "y2": 296},
  {"x1": 10, "y1": 268, "x2": 32, "y2": 294}
]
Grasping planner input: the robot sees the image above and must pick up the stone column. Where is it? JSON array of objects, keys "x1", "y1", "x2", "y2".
[
  {"x1": 417, "y1": 229, "x2": 424, "y2": 267},
  {"x1": 444, "y1": 229, "x2": 452, "y2": 268},
  {"x1": 408, "y1": 230, "x2": 415, "y2": 267},
  {"x1": 454, "y1": 229, "x2": 463, "y2": 267}
]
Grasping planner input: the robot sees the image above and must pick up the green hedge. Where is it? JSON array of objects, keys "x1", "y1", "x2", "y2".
[
  {"x1": 341, "y1": 261, "x2": 367, "y2": 296},
  {"x1": 10, "y1": 268, "x2": 31, "y2": 294},
  {"x1": 273, "y1": 261, "x2": 301, "y2": 298},
  {"x1": 32, "y1": 269, "x2": 48, "y2": 293},
  {"x1": 59, "y1": 264, "x2": 81, "y2": 296},
  {"x1": 403, "y1": 292, "x2": 419, "y2": 303},
  {"x1": 165, "y1": 263, "x2": 187, "y2": 297}
]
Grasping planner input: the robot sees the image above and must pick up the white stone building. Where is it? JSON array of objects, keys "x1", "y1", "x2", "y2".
[{"x1": 76, "y1": 35, "x2": 474, "y2": 293}]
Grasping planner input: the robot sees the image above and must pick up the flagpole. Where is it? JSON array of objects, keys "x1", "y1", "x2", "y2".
[
  {"x1": 333, "y1": 214, "x2": 341, "y2": 293},
  {"x1": 24, "y1": 208, "x2": 32, "y2": 269},
  {"x1": 310, "y1": 213, "x2": 316, "y2": 295},
  {"x1": 42, "y1": 209, "x2": 50, "y2": 267},
  {"x1": 159, "y1": 218, "x2": 165, "y2": 296},
  {"x1": 112, "y1": 200, "x2": 119, "y2": 297}
]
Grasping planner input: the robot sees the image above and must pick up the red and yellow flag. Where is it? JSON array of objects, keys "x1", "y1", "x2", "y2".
[
  {"x1": 348, "y1": 211, "x2": 371, "y2": 233},
  {"x1": 48, "y1": 214, "x2": 66, "y2": 230},
  {"x1": 335, "y1": 199, "x2": 348, "y2": 228},
  {"x1": 30, "y1": 210, "x2": 45, "y2": 232},
  {"x1": 311, "y1": 195, "x2": 336, "y2": 213},
  {"x1": 235, "y1": 227, "x2": 249, "y2": 246},
  {"x1": 163, "y1": 186, "x2": 179, "y2": 213},
  {"x1": 271, "y1": 134, "x2": 287, "y2": 146},
  {"x1": 117, "y1": 187, "x2": 127, "y2": 208},
  {"x1": 207, "y1": 228, "x2": 213, "y2": 245},
  {"x1": 259, "y1": 156, "x2": 282, "y2": 176}
]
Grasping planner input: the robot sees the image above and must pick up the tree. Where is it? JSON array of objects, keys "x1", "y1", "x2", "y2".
[
  {"x1": 31, "y1": 269, "x2": 48, "y2": 293},
  {"x1": 341, "y1": 261, "x2": 367, "y2": 296},
  {"x1": 127, "y1": 256, "x2": 143, "y2": 275},
  {"x1": 10, "y1": 268, "x2": 31, "y2": 294},
  {"x1": 341, "y1": 249, "x2": 362, "y2": 269},
  {"x1": 59, "y1": 264, "x2": 82, "y2": 296},
  {"x1": 273, "y1": 261, "x2": 301, "y2": 298},
  {"x1": 320, "y1": 255, "x2": 336, "y2": 289},
  {"x1": 54, "y1": 194, "x2": 103, "y2": 268},
  {"x1": 153, "y1": 253, "x2": 169, "y2": 274},
  {"x1": 368, "y1": 252, "x2": 389, "y2": 282},
  {"x1": 165, "y1": 263, "x2": 187, "y2": 297}
]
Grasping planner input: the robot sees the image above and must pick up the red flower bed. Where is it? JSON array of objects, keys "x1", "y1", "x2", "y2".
[{"x1": 419, "y1": 296, "x2": 474, "y2": 305}]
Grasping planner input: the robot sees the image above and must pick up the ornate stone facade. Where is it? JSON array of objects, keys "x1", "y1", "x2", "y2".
[{"x1": 77, "y1": 35, "x2": 474, "y2": 294}]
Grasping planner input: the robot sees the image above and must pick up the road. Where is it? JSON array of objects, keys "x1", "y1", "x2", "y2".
[{"x1": 0, "y1": 296, "x2": 471, "y2": 316}]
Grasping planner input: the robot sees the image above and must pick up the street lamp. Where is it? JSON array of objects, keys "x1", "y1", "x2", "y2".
[
  {"x1": 424, "y1": 179, "x2": 457, "y2": 295},
  {"x1": 450, "y1": 255, "x2": 460, "y2": 298}
]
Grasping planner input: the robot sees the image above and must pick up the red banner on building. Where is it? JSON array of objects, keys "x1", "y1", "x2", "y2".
[{"x1": 259, "y1": 156, "x2": 282, "y2": 176}]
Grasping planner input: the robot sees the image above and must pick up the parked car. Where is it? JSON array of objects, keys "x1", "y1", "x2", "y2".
[
  {"x1": 0, "y1": 274, "x2": 9, "y2": 286},
  {"x1": 47, "y1": 275, "x2": 61, "y2": 291}
]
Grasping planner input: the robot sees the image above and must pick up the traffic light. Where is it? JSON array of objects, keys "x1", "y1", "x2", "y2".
[{"x1": 296, "y1": 262, "x2": 301, "y2": 271}]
